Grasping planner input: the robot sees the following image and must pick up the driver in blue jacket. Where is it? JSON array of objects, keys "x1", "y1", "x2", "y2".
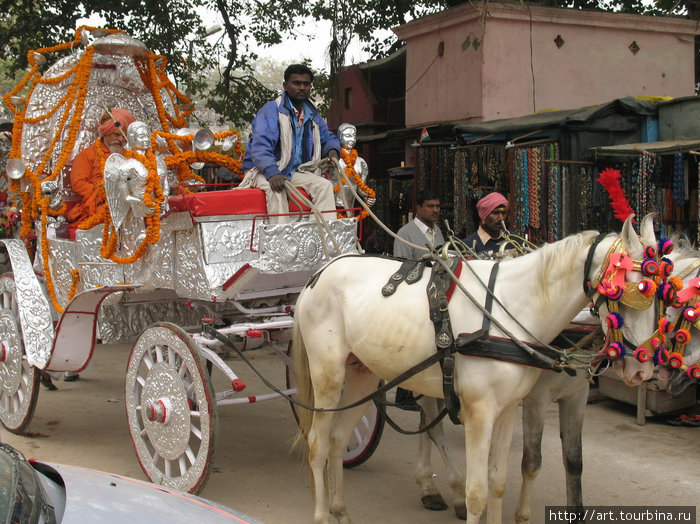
[{"x1": 240, "y1": 64, "x2": 339, "y2": 223}]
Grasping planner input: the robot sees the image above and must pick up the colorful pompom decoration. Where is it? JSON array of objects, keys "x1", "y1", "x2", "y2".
[
  {"x1": 658, "y1": 237, "x2": 673, "y2": 255},
  {"x1": 605, "y1": 312, "x2": 624, "y2": 329},
  {"x1": 682, "y1": 306, "x2": 698, "y2": 322},
  {"x1": 658, "y1": 318, "x2": 674, "y2": 334},
  {"x1": 606, "y1": 342, "x2": 627, "y2": 359},
  {"x1": 687, "y1": 365, "x2": 700, "y2": 380},
  {"x1": 674, "y1": 328, "x2": 691, "y2": 345},
  {"x1": 671, "y1": 297, "x2": 683, "y2": 309},
  {"x1": 650, "y1": 336, "x2": 663, "y2": 349},
  {"x1": 643, "y1": 245, "x2": 657, "y2": 259},
  {"x1": 637, "y1": 278, "x2": 657, "y2": 297},
  {"x1": 653, "y1": 348, "x2": 669, "y2": 365},
  {"x1": 657, "y1": 260, "x2": 673, "y2": 279},
  {"x1": 667, "y1": 352, "x2": 684, "y2": 369},
  {"x1": 668, "y1": 276, "x2": 683, "y2": 291},
  {"x1": 640, "y1": 259, "x2": 659, "y2": 277},
  {"x1": 605, "y1": 285, "x2": 623, "y2": 300},
  {"x1": 633, "y1": 347, "x2": 650, "y2": 362},
  {"x1": 656, "y1": 283, "x2": 676, "y2": 303}
]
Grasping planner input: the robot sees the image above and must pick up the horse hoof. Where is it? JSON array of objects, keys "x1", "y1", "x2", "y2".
[
  {"x1": 421, "y1": 494, "x2": 448, "y2": 511},
  {"x1": 454, "y1": 502, "x2": 467, "y2": 520}
]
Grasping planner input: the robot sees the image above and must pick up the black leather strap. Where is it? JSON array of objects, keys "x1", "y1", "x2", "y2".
[{"x1": 583, "y1": 233, "x2": 606, "y2": 297}]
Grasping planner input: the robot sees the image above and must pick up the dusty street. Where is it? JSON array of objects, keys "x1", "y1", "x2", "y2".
[{"x1": 2, "y1": 343, "x2": 698, "y2": 523}]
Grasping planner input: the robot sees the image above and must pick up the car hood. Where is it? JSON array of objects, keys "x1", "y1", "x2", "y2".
[{"x1": 33, "y1": 460, "x2": 260, "y2": 524}]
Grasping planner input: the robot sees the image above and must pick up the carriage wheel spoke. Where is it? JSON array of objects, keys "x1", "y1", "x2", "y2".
[{"x1": 155, "y1": 345, "x2": 164, "y2": 363}]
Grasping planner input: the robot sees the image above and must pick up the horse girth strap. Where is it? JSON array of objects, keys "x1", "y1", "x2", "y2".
[{"x1": 426, "y1": 258, "x2": 475, "y2": 425}]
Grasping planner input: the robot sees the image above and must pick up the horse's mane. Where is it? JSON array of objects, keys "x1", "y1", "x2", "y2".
[
  {"x1": 531, "y1": 230, "x2": 600, "y2": 306},
  {"x1": 668, "y1": 233, "x2": 699, "y2": 262}
]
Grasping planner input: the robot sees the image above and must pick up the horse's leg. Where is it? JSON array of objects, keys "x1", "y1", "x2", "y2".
[
  {"x1": 326, "y1": 367, "x2": 381, "y2": 524},
  {"x1": 515, "y1": 387, "x2": 549, "y2": 524},
  {"x1": 307, "y1": 364, "x2": 347, "y2": 524},
  {"x1": 417, "y1": 397, "x2": 467, "y2": 518},
  {"x1": 415, "y1": 397, "x2": 448, "y2": 512},
  {"x1": 462, "y1": 400, "x2": 496, "y2": 524},
  {"x1": 486, "y1": 403, "x2": 519, "y2": 524},
  {"x1": 558, "y1": 380, "x2": 589, "y2": 512}
]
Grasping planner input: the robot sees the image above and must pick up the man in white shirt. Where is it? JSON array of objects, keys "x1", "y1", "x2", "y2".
[
  {"x1": 392, "y1": 188, "x2": 443, "y2": 410},
  {"x1": 393, "y1": 189, "x2": 444, "y2": 260}
]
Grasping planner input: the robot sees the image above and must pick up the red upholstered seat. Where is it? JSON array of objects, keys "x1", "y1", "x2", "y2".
[{"x1": 168, "y1": 188, "x2": 311, "y2": 217}]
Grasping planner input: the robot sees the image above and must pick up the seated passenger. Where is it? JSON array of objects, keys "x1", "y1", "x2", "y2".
[
  {"x1": 66, "y1": 108, "x2": 135, "y2": 227},
  {"x1": 239, "y1": 64, "x2": 339, "y2": 224}
]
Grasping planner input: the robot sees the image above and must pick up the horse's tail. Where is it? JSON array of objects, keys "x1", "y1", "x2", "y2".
[{"x1": 292, "y1": 319, "x2": 314, "y2": 458}]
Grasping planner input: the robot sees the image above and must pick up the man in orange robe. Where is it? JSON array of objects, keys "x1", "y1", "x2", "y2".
[{"x1": 66, "y1": 108, "x2": 135, "y2": 226}]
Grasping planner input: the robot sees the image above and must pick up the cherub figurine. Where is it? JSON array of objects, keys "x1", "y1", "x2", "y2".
[
  {"x1": 103, "y1": 121, "x2": 152, "y2": 229},
  {"x1": 336, "y1": 123, "x2": 375, "y2": 214}
]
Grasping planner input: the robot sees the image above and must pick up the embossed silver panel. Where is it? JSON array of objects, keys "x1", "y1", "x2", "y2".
[
  {"x1": 22, "y1": 52, "x2": 174, "y2": 173},
  {"x1": 199, "y1": 219, "x2": 258, "y2": 265},
  {"x1": 0, "y1": 240, "x2": 54, "y2": 368},
  {"x1": 255, "y1": 218, "x2": 359, "y2": 273},
  {"x1": 47, "y1": 238, "x2": 78, "y2": 308}
]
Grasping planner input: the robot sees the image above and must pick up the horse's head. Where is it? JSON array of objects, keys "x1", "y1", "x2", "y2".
[{"x1": 588, "y1": 214, "x2": 659, "y2": 386}]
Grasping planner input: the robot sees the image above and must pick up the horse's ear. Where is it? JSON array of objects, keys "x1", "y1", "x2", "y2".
[
  {"x1": 621, "y1": 214, "x2": 643, "y2": 256},
  {"x1": 639, "y1": 213, "x2": 657, "y2": 246}
]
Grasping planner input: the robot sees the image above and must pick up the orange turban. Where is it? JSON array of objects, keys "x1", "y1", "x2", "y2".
[{"x1": 98, "y1": 108, "x2": 135, "y2": 136}]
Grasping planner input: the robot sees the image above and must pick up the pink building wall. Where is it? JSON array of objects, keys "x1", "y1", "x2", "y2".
[{"x1": 394, "y1": 2, "x2": 700, "y2": 127}]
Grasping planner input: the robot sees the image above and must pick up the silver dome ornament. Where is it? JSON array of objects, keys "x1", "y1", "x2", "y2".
[
  {"x1": 193, "y1": 129, "x2": 214, "y2": 151},
  {"x1": 221, "y1": 134, "x2": 238, "y2": 152},
  {"x1": 92, "y1": 32, "x2": 149, "y2": 57},
  {"x1": 5, "y1": 159, "x2": 25, "y2": 180},
  {"x1": 32, "y1": 52, "x2": 47, "y2": 66}
]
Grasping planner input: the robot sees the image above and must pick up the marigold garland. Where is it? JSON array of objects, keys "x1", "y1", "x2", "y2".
[
  {"x1": 4, "y1": 26, "x2": 246, "y2": 307},
  {"x1": 338, "y1": 147, "x2": 375, "y2": 220}
]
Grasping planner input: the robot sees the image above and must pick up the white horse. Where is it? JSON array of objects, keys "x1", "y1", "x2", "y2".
[
  {"x1": 408, "y1": 216, "x2": 699, "y2": 524},
  {"x1": 293, "y1": 219, "x2": 655, "y2": 524}
]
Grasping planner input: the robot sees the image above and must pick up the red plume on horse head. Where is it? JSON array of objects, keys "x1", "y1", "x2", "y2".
[{"x1": 597, "y1": 167, "x2": 635, "y2": 223}]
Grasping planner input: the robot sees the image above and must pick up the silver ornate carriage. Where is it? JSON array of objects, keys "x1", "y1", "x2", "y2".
[{"x1": 0, "y1": 28, "x2": 383, "y2": 494}]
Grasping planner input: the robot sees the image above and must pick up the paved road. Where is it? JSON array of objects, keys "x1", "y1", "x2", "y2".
[{"x1": 2, "y1": 343, "x2": 698, "y2": 523}]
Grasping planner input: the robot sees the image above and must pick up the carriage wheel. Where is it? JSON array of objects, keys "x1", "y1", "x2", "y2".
[
  {"x1": 0, "y1": 273, "x2": 40, "y2": 433},
  {"x1": 285, "y1": 342, "x2": 385, "y2": 468},
  {"x1": 125, "y1": 323, "x2": 217, "y2": 494}
]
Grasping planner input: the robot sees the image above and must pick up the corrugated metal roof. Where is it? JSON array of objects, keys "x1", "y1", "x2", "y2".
[{"x1": 591, "y1": 138, "x2": 700, "y2": 157}]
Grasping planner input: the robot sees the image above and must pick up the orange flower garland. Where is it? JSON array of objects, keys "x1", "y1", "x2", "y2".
[
  {"x1": 338, "y1": 147, "x2": 375, "y2": 220},
  {"x1": 4, "y1": 25, "x2": 247, "y2": 310}
]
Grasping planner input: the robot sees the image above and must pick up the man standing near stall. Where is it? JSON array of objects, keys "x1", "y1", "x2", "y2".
[
  {"x1": 463, "y1": 191, "x2": 511, "y2": 254},
  {"x1": 392, "y1": 188, "x2": 444, "y2": 410}
]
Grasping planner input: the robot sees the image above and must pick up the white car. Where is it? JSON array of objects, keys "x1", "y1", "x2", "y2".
[{"x1": 0, "y1": 443, "x2": 260, "y2": 523}]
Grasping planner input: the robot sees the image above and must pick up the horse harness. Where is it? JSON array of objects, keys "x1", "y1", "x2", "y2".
[{"x1": 382, "y1": 256, "x2": 585, "y2": 425}]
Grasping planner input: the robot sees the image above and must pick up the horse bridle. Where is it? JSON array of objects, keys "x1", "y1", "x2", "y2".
[{"x1": 583, "y1": 234, "x2": 700, "y2": 382}]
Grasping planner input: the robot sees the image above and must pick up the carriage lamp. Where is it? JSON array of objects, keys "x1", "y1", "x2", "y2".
[{"x1": 145, "y1": 399, "x2": 171, "y2": 425}]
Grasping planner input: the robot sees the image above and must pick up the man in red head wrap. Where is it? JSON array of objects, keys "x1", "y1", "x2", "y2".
[
  {"x1": 463, "y1": 191, "x2": 512, "y2": 254},
  {"x1": 66, "y1": 108, "x2": 135, "y2": 226}
]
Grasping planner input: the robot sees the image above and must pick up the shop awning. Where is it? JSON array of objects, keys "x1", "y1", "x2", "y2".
[{"x1": 591, "y1": 138, "x2": 700, "y2": 157}]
